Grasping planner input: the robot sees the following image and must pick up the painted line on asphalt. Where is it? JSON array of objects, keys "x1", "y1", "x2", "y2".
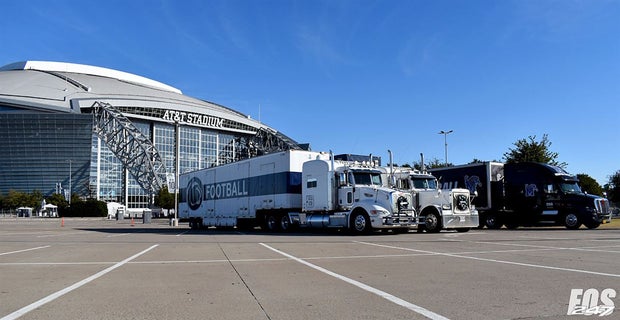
[
  {"x1": 472, "y1": 240, "x2": 620, "y2": 254},
  {"x1": 260, "y1": 243, "x2": 450, "y2": 320},
  {"x1": 106, "y1": 233, "x2": 130, "y2": 238},
  {"x1": 0, "y1": 246, "x2": 50, "y2": 256},
  {"x1": 356, "y1": 241, "x2": 620, "y2": 278},
  {"x1": 3, "y1": 246, "x2": 604, "y2": 267},
  {"x1": 36, "y1": 232, "x2": 85, "y2": 238},
  {"x1": 1, "y1": 244, "x2": 159, "y2": 320}
]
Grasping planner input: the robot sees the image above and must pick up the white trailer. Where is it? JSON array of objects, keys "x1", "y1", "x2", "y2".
[{"x1": 178, "y1": 150, "x2": 417, "y2": 234}]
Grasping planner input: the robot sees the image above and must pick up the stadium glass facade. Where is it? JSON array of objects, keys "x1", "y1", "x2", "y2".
[
  {"x1": 0, "y1": 61, "x2": 300, "y2": 210},
  {"x1": 0, "y1": 113, "x2": 92, "y2": 198}
]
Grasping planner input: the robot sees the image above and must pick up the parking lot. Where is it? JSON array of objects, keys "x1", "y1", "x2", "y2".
[{"x1": 1, "y1": 218, "x2": 619, "y2": 320}]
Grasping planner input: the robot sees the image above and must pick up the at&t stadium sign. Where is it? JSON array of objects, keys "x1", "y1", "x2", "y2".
[{"x1": 162, "y1": 110, "x2": 224, "y2": 128}]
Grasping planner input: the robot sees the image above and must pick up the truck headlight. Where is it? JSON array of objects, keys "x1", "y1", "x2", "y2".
[{"x1": 370, "y1": 209, "x2": 389, "y2": 216}]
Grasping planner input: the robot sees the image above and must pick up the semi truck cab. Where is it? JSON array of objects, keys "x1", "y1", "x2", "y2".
[
  {"x1": 381, "y1": 165, "x2": 479, "y2": 233},
  {"x1": 503, "y1": 162, "x2": 610, "y2": 229}
]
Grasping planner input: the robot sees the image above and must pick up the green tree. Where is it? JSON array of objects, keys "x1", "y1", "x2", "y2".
[
  {"x1": 4, "y1": 190, "x2": 27, "y2": 209},
  {"x1": 414, "y1": 157, "x2": 451, "y2": 170},
  {"x1": 155, "y1": 185, "x2": 175, "y2": 215},
  {"x1": 577, "y1": 174, "x2": 603, "y2": 196},
  {"x1": 606, "y1": 170, "x2": 620, "y2": 204},
  {"x1": 503, "y1": 134, "x2": 567, "y2": 168},
  {"x1": 47, "y1": 193, "x2": 69, "y2": 210}
]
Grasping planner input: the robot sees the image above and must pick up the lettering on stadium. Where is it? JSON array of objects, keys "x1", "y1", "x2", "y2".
[
  {"x1": 204, "y1": 179, "x2": 249, "y2": 200},
  {"x1": 162, "y1": 110, "x2": 223, "y2": 128}
]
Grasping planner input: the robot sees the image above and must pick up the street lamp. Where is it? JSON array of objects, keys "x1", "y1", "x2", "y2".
[
  {"x1": 174, "y1": 121, "x2": 180, "y2": 227},
  {"x1": 438, "y1": 130, "x2": 453, "y2": 165},
  {"x1": 66, "y1": 159, "x2": 72, "y2": 206}
]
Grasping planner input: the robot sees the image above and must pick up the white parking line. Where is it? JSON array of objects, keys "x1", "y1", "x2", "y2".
[
  {"x1": 0, "y1": 246, "x2": 50, "y2": 256},
  {"x1": 36, "y1": 232, "x2": 85, "y2": 238},
  {"x1": 356, "y1": 241, "x2": 620, "y2": 278},
  {"x1": 0, "y1": 244, "x2": 159, "y2": 320},
  {"x1": 260, "y1": 243, "x2": 450, "y2": 320},
  {"x1": 106, "y1": 233, "x2": 130, "y2": 238},
  {"x1": 473, "y1": 240, "x2": 620, "y2": 254},
  {"x1": 175, "y1": 230, "x2": 190, "y2": 236}
]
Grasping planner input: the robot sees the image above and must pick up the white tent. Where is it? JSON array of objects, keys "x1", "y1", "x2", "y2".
[
  {"x1": 16, "y1": 207, "x2": 33, "y2": 217},
  {"x1": 42, "y1": 204, "x2": 58, "y2": 217},
  {"x1": 106, "y1": 202, "x2": 126, "y2": 219}
]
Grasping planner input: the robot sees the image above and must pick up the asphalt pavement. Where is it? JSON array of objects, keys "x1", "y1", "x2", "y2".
[{"x1": 1, "y1": 218, "x2": 619, "y2": 320}]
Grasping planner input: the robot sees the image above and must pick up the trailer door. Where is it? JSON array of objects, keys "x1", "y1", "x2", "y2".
[
  {"x1": 259, "y1": 162, "x2": 275, "y2": 209},
  {"x1": 237, "y1": 162, "x2": 250, "y2": 217},
  {"x1": 203, "y1": 170, "x2": 216, "y2": 221}
]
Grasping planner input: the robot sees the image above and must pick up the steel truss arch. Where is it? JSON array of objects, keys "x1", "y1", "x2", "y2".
[{"x1": 92, "y1": 101, "x2": 168, "y2": 193}]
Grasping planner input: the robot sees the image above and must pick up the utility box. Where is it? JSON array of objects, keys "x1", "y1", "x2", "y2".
[
  {"x1": 142, "y1": 209, "x2": 152, "y2": 224},
  {"x1": 116, "y1": 208, "x2": 125, "y2": 221}
]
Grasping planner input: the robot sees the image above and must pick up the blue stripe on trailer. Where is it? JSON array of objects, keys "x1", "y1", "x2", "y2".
[{"x1": 180, "y1": 171, "x2": 302, "y2": 203}]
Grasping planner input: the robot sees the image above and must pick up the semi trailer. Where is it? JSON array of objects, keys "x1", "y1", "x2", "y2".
[
  {"x1": 429, "y1": 162, "x2": 611, "y2": 229},
  {"x1": 178, "y1": 150, "x2": 417, "y2": 234}
]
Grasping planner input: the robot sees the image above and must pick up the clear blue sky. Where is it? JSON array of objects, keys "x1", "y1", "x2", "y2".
[{"x1": 1, "y1": 0, "x2": 618, "y2": 185}]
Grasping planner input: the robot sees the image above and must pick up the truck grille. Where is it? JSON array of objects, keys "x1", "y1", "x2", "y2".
[
  {"x1": 453, "y1": 192, "x2": 470, "y2": 214},
  {"x1": 595, "y1": 198, "x2": 611, "y2": 215},
  {"x1": 393, "y1": 192, "x2": 414, "y2": 215}
]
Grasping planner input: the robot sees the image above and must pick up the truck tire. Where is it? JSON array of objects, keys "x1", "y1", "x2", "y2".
[
  {"x1": 585, "y1": 220, "x2": 601, "y2": 229},
  {"x1": 350, "y1": 211, "x2": 371, "y2": 235},
  {"x1": 484, "y1": 213, "x2": 502, "y2": 229},
  {"x1": 279, "y1": 215, "x2": 292, "y2": 232},
  {"x1": 264, "y1": 213, "x2": 280, "y2": 232},
  {"x1": 564, "y1": 213, "x2": 581, "y2": 230},
  {"x1": 423, "y1": 212, "x2": 441, "y2": 233}
]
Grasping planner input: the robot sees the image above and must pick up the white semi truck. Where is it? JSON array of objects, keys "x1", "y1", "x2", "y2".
[
  {"x1": 178, "y1": 150, "x2": 417, "y2": 234},
  {"x1": 380, "y1": 151, "x2": 479, "y2": 233}
]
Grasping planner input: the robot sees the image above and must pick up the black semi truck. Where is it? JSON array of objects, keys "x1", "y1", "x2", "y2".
[{"x1": 429, "y1": 162, "x2": 611, "y2": 229}]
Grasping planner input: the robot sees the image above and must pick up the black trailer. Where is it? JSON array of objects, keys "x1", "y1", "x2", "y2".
[{"x1": 429, "y1": 162, "x2": 611, "y2": 230}]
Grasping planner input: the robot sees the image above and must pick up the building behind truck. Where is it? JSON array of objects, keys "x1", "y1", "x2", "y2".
[
  {"x1": 429, "y1": 162, "x2": 611, "y2": 229},
  {"x1": 178, "y1": 150, "x2": 416, "y2": 234}
]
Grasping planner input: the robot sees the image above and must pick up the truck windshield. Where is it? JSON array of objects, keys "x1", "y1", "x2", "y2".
[
  {"x1": 411, "y1": 177, "x2": 438, "y2": 189},
  {"x1": 352, "y1": 171, "x2": 382, "y2": 186},
  {"x1": 559, "y1": 182, "x2": 583, "y2": 194}
]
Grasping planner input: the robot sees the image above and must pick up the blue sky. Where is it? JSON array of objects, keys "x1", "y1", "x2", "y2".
[{"x1": 1, "y1": 0, "x2": 618, "y2": 185}]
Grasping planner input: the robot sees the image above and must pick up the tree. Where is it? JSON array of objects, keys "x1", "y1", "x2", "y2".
[
  {"x1": 606, "y1": 170, "x2": 620, "y2": 204},
  {"x1": 503, "y1": 134, "x2": 567, "y2": 168},
  {"x1": 577, "y1": 174, "x2": 603, "y2": 196},
  {"x1": 414, "y1": 157, "x2": 451, "y2": 170},
  {"x1": 155, "y1": 185, "x2": 175, "y2": 215},
  {"x1": 47, "y1": 193, "x2": 69, "y2": 210}
]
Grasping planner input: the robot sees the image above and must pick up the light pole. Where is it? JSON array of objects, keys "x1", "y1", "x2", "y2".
[
  {"x1": 174, "y1": 121, "x2": 180, "y2": 227},
  {"x1": 66, "y1": 159, "x2": 73, "y2": 206},
  {"x1": 438, "y1": 130, "x2": 453, "y2": 165}
]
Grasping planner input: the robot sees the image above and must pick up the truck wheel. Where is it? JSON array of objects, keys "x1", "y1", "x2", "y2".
[
  {"x1": 350, "y1": 211, "x2": 371, "y2": 235},
  {"x1": 564, "y1": 213, "x2": 581, "y2": 230},
  {"x1": 585, "y1": 221, "x2": 601, "y2": 229},
  {"x1": 485, "y1": 214, "x2": 502, "y2": 229},
  {"x1": 424, "y1": 212, "x2": 441, "y2": 233},
  {"x1": 264, "y1": 214, "x2": 280, "y2": 232},
  {"x1": 279, "y1": 215, "x2": 292, "y2": 232}
]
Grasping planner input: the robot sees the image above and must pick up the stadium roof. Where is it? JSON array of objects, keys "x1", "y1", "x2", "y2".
[{"x1": 0, "y1": 61, "x2": 182, "y2": 94}]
